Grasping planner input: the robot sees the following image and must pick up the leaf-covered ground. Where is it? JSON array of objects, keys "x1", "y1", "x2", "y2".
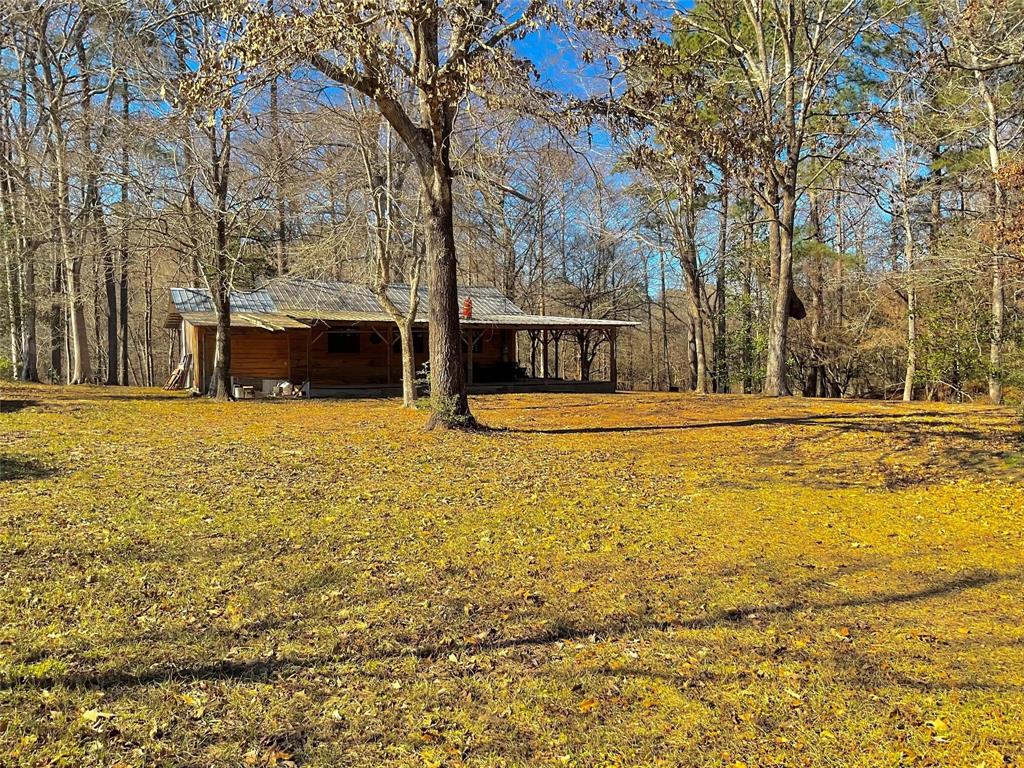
[{"x1": 1, "y1": 384, "x2": 1023, "y2": 768}]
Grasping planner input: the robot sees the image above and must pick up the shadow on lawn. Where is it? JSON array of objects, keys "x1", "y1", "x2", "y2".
[
  {"x1": 7, "y1": 569, "x2": 1014, "y2": 693},
  {"x1": 0, "y1": 455, "x2": 57, "y2": 481},
  {"x1": 508, "y1": 411, "x2": 989, "y2": 437},
  {"x1": 0, "y1": 398, "x2": 40, "y2": 414}
]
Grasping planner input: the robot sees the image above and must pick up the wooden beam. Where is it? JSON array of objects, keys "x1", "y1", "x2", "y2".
[
  {"x1": 608, "y1": 328, "x2": 618, "y2": 391},
  {"x1": 541, "y1": 330, "x2": 549, "y2": 379},
  {"x1": 306, "y1": 328, "x2": 312, "y2": 390}
]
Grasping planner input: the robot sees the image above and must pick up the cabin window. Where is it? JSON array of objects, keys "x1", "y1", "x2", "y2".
[{"x1": 327, "y1": 330, "x2": 361, "y2": 354}]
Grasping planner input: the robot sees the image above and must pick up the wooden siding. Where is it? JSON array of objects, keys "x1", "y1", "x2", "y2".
[
  {"x1": 186, "y1": 323, "x2": 514, "y2": 388},
  {"x1": 229, "y1": 328, "x2": 291, "y2": 378}
]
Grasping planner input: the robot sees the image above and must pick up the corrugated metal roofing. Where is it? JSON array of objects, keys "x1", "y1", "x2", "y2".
[
  {"x1": 163, "y1": 311, "x2": 310, "y2": 331},
  {"x1": 166, "y1": 278, "x2": 635, "y2": 330},
  {"x1": 169, "y1": 287, "x2": 275, "y2": 314},
  {"x1": 264, "y1": 278, "x2": 523, "y2": 320}
]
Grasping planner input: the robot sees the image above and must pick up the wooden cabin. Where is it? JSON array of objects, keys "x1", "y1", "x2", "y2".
[{"x1": 163, "y1": 278, "x2": 634, "y2": 397}]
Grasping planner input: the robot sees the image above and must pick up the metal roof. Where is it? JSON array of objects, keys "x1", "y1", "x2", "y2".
[
  {"x1": 265, "y1": 278, "x2": 523, "y2": 320},
  {"x1": 162, "y1": 311, "x2": 310, "y2": 331},
  {"x1": 166, "y1": 278, "x2": 635, "y2": 330},
  {"x1": 169, "y1": 287, "x2": 275, "y2": 314}
]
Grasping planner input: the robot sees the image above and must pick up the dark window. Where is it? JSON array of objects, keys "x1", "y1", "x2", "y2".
[{"x1": 327, "y1": 330, "x2": 361, "y2": 354}]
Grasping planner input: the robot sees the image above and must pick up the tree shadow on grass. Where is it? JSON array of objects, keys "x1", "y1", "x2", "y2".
[
  {"x1": 507, "y1": 411, "x2": 990, "y2": 436},
  {"x1": 0, "y1": 455, "x2": 57, "y2": 481},
  {"x1": 510, "y1": 410, "x2": 1022, "y2": 484},
  {"x1": 0, "y1": 399, "x2": 40, "y2": 414},
  {"x1": 5, "y1": 568, "x2": 1012, "y2": 693}
]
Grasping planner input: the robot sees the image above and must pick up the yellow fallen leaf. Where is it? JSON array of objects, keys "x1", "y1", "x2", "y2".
[
  {"x1": 926, "y1": 717, "x2": 951, "y2": 742},
  {"x1": 578, "y1": 697, "x2": 599, "y2": 713},
  {"x1": 82, "y1": 709, "x2": 113, "y2": 723}
]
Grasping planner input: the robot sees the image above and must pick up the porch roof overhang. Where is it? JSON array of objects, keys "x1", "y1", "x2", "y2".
[
  {"x1": 163, "y1": 311, "x2": 310, "y2": 332},
  {"x1": 164, "y1": 280, "x2": 637, "y2": 333},
  {"x1": 166, "y1": 309, "x2": 635, "y2": 332},
  {"x1": 282, "y1": 312, "x2": 636, "y2": 331}
]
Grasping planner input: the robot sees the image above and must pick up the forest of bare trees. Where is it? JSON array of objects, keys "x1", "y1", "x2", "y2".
[{"x1": 3, "y1": 0, "x2": 1022, "y2": 419}]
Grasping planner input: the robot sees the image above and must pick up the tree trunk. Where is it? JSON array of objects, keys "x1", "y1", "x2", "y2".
[
  {"x1": 208, "y1": 310, "x2": 232, "y2": 400},
  {"x1": 804, "y1": 191, "x2": 826, "y2": 398},
  {"x1": 64, "y1": 246, "x2": 91, "y2": 383},
  {"x1": 205, "y1": 119, "x2": 232, "y2": 400},
  {"x1": 119, "y1": 76, "x2": 130, "y2": 384},
  {"x1": 764, "y1": 175, "x2": 795, "y2": 396},
  {"x1": 577, "y1": 331, "x2": 592, "y2": 381},
  {"x1": 3, "y1": 242, "x2": 20, "y2": 374},
  {"x1": 20, "y1": 252, "x2": 37, "y2": 381},
  {"x1": 900, "y1": 153, "x2": 916, "y2": 402},
  {"x1": 96, "y1": 200, "x2": 119, "y2": 385},
  {"x1": 659, "y1": 245, "x2": 672, "y2": 390},
  {"x1": 398, "y1": 321, "x2": 416, "y2": 407},
  {"x1": 902, "y1": 280, "x2": 917, "y2": 402},
  {"x1": 422, "y1": 164, "x2": 473, "y2": 429},
  {"x1": 742, "y1": 196, "x2": 755, "y2": 394},
  {"x1": 270, "y1": 64, "x2": 287, "y2": 276},
  {"x1": 55, "y1": 166, "x2": 91, "y2": 383},
  {"x1": 687, "y1": 319, "x2": 698, "y2": 391},
  {"x1": 713, "y1": 172, "x2": 728, "y2": 393},
  {"x1": 680, "y1": 180, "x2": 708, "y2": 394},
  {"x1": 50, "y1": 255, "x2": 63, "y2": 383},
  {"x1": 144, "y1": 249, "x2": 154, "y2": 386},
  {"x1": 645, "y1": 274, "x2": 655, "y2": 391},
  {"x1": 689, "y1": 300, "x2": 707, "y2": 393},
  {"x1": 973, "y1": 64, "x2": 1004, "y2": 404}
]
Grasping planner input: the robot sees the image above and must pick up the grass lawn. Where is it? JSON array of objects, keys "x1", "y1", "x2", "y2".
[{"x1": 1, "y1": 384, "x2": 1023, "y2": 767}]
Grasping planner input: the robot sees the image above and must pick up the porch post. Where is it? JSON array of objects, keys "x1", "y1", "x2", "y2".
[
  {"x1": 467, "y1": 330, "x2": 474, "y2": 385},
  {"x1": 608, "y1": 328, "x2": 618, "y2": 391},
  {"x1": 541, "y1": 330, "x2": 549, "y2": 379},
  {"x1": 306, "y1": 328, "x2": 312, "y2": 391}
]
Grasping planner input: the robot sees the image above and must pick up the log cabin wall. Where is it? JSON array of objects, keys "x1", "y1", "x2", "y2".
[
  {"x1": 191, "y1": 324, "x2": 513, "y2": 388},
  {"x1": 306, "y1": 324, "x2": 409, "y2": 386}
]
